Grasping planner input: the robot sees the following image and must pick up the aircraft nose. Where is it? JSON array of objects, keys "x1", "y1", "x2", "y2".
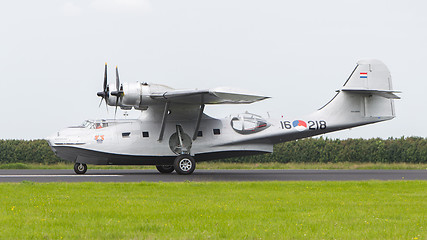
[
  {"x1": 45, "y1": 131, "x2": 68, "y2": 147},
  {"x1": 45, "y1": 131, "x2": 60, "y2": 144},
  {"x1": 44, "y1": 133, "x2": 59, "y2": 156}
]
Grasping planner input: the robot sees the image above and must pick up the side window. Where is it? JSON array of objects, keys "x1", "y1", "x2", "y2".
[
  {"x1": 142, "y1": 132, "x2": 149, "y2": 138},
  {"x1": 213, "y1": 129, "x2": 221, "y2": 135},
  {"x1": 122, "y1": 132, "x2": 131, "y2": 138},
  {"x1": 230, "y1": 113, "x2": 270, "y2": 135}
]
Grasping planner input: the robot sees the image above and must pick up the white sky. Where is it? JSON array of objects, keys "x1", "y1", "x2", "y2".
[{"x1": 0, "y1": 0, "x2": 426, "y2": 140}]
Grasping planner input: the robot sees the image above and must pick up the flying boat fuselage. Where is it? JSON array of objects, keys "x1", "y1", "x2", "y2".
[{"x1": 47, "y1": 60, "x2": 400, "y2": 175}]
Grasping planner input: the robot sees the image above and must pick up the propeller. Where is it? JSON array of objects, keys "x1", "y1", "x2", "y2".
[
  {"x1": 110, "y1": 66, "x2": 124, "y2": 118},
  {"x1": 97, "y1": 63, "x2": 109, "y2": 111}
]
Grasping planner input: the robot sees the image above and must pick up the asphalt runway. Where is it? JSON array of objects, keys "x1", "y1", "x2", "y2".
[{"x1": 0, "y1": 169, "x2": 426, "y2": 182}]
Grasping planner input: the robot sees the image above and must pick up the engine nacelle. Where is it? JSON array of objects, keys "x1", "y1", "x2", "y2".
[
  {"x1": 107, "y1": 94, "x2": 122, "y2": 106},
  {"x1": 121, "y1": 82, "x2": 141, "y2": 106},
  {"x1": 106, "y1": 82, "x2": 173, "y2": 110}
]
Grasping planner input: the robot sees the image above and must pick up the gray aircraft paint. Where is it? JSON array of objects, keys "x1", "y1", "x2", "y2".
[{"x1": 46, "y1": 59, "x2": 400, "y2": 174}]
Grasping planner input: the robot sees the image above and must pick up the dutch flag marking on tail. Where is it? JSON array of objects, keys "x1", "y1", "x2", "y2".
[{"x1": 360, "y1": 72, "x2": 368, "y2": 78}]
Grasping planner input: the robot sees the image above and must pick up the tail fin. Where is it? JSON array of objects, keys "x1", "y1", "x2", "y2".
[{"x1": 317, "y1": 59, "x2": 400, "y2": 124}]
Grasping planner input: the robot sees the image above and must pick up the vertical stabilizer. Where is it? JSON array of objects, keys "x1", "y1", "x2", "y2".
[
  {"x1": 343, "y1": 59, "x2": 394, "y2": 90},
  {"x1": 316, "y1": 59, "x2": 400, "y2": 125}
]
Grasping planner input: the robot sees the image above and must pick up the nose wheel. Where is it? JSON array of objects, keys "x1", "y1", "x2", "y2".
[
  {"x1": 173, "y1": 155, "x2": 196, "y2": 175},
  {"x1": 74, "y1": 163, "x2": 87, "y2": 174}
]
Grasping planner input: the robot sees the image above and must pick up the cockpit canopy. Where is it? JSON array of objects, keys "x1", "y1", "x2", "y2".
[
  {"x1": 79, "y1": 120, "x2": 109, "y2": 129},
  {"x1": 230, "y1": 112, "x2": 270, "y2": 135}
]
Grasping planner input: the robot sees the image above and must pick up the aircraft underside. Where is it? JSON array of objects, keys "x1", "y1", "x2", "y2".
[{"x1": 51, "y1": 145, "x2": 270, "y2": 165}]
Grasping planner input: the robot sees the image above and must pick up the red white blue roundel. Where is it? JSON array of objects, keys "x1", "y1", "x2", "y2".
[{"x1": 292, "y1": 120, "x2": 307, "y2": 131}]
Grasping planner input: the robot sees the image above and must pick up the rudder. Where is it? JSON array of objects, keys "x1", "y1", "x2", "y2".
[{"x1": 317, "y1": 59, "x2": 400, "y2": 123}]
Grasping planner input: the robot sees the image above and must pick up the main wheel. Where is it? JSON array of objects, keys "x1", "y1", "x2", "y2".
[
  {"x1": 74, "y1": 163, "x2": 87, "y2": 174},
  {"x1": 173, "y1": 155, "x2": 196, "y2": 175},
  {"x1": 156, "y1": 165, "x2": 175, "y2": 174}
]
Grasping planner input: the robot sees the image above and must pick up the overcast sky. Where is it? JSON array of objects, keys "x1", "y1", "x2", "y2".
[{"x1": 0, "y1": 0, "x2": 426, "y2": 140}]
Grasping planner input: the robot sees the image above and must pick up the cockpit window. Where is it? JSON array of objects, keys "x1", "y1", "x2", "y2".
[
  {"x1": 95, "y1": 122, "x2": 108, "y2": 129},
  {"x1": 81, "y1": 121, "x2": 91, "y2": 128},
  {"x1": 80, "y1": 120, "x2": 109, "y2": 129},
  {"x1": 231, "y1": 113, "x2": 270, "y2": 135}
]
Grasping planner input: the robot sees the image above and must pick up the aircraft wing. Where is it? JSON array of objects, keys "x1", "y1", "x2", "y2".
[{"x1": 150, "y1": 87, "x2": 270, "y2": 104}]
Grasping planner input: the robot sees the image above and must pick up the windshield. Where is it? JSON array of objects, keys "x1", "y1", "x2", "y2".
[{"x1": 80, "y1": 120, "x2": 109, "y2": 129}]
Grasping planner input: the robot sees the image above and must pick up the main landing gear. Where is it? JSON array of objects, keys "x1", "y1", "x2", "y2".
[
  {"x1": 174, "y1": 154, "x2": 196, "y2": 175},
  {"x1": 74, "y1": 163, "x2": 87, "y2": 174},
  {"x1": 156, "y1": 165, "x2": 175, "y2": 174},
  {"x1": 73, "y1": 156, "x2": 196, "y2": 175},
  {"x1": 155, "y1": 155, "x2": 196, "y2": 175}
]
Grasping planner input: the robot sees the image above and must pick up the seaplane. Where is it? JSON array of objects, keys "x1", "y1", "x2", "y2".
[{"x1": 46, "y1": 59, "x2": 400, "y2": 175}]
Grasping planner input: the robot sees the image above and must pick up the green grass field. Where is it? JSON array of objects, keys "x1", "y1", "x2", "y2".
[{"x1": 0, "y1": 181, "x2": 425, "y2": 239}]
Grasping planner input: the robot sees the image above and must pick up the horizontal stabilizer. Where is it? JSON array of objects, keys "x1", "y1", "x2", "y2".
[{"x1": 340, "y1": 88, "x2": 401, "y2": 99}]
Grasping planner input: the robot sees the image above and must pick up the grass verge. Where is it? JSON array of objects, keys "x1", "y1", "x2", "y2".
[
  {"x1": 1, "y1": 162, "x2": 427, "y2": 170},
  {"x1": 0, "y1": 181, "x2": 425, "y2": 239}
]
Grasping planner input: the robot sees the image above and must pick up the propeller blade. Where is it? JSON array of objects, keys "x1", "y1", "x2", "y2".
[
  {"x1": 105, "y1": 99, "x2": 109, "y2": 113},
  {"x1": 103, "y1": 63, "x2": 107, "y2": 91},
  {"x1": 115, "y1": 66, "x2": 120, "y2": 93},
  {"x1": 107, "y1": 65, "x2": 123, "y2": 118},
  {"x1": 114, "y1": 97, "x2": 119, "y2": 119},
  {"x1": 98, "y1": 63, "x2": 110, "y2": 110},
  {"x1": 98, "y1": 98, "x2": 104, "y2": 108},
  {"x1": 111, "y1": 66, "x2": 123, "y2": 98}
]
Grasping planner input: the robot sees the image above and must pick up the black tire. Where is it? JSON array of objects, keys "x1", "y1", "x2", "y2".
[
  {"x1": 74, "y1": 163, "x2": 87, "y2": 174},
  {"x1": 173, "y1": 155, "x2": 196, "y2": 175},
  {"x1": 156, "y1": 165, "x2": 175, "y2": 174}
]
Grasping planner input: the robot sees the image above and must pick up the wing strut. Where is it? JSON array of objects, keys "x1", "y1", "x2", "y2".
[
  {"x1": 192, "y1": 104, "x2": 205, "y2": 141},
  {"x1": 158, "y1": 102, "x2": 170, "y2": 141}
]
